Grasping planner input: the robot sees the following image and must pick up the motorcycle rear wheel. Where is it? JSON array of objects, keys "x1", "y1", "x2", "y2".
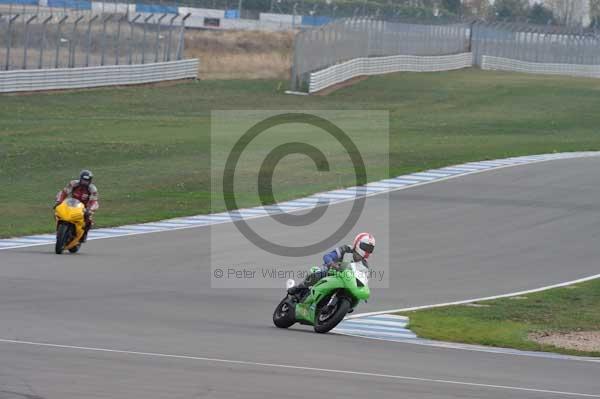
[
  {"x1": 314, "y1": 297, "x2": 351, "y2": 333},
  {"x1": 273, "y1": 297, "x2": 296, "y2": 328}
]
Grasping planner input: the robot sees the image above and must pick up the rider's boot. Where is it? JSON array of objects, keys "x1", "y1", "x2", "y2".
[
  {"x1": 81, "y1": 222, "x2": 91, "y2": 243},
  {"x1": 287, "y1": 283, "x2": 306, "y2": 295},
  {"x1": 287, "y1": 271, "x2": 323, "y2": 295}
]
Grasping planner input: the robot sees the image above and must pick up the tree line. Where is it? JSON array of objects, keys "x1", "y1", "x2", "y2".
[{"x1": 152, "y1": 0, "x2": 599, "y2": 27}]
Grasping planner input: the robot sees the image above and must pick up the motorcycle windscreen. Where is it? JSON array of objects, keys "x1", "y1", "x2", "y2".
[{"x1": 352, "y1": 262, "x2": 369, "y2": 286}]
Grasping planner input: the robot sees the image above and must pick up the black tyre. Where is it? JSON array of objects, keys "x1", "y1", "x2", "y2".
[
  {"x1": 55, "y1": 223, "x2": 71, "y2": 254},
  {"x1": 68, "y1": 244, "x2": 81, "y2": 254},
  {"x1": 314, "y1": 297, "x2": 351, "y2": 333},
  {"x1": 54, "y1": 223, "x2": 69, "y2": 255},
  {"x1": 273, "y1": 297, "x2": 296, "y2": 328}
]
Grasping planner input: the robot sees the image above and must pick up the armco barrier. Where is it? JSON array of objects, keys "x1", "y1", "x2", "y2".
[
  {"x1": 308, "y1": 53, "x2": 472, "y2": 93},
  {"x1": 481, "y1": 55, "x2": 600, "y2": 79},
  {"x1": 0, "y1": 59, "x2": 198, "y2": 93}
]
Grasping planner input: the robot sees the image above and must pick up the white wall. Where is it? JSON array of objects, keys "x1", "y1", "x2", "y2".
[
  {"x1": 91, "y1": 1, "x2": 133, "y2": 14},
  {"x1": 482, "y1": 55, "x2": 600, "y2": 78},
  {"x1": 179, "y1": 6, "x2": 225, "y2": 19},
  {"x1": 220, "y1": 18, "x2": 294, "y2": 30},
  {"x1": 259, "y1": 12, "x2": 301, "y2": 25}
]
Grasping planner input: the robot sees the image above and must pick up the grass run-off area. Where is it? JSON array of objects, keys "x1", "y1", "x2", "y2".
[
  {"x1": 2, "y1": 68, "x2": 600, "y2": 237},
  {"x1": 399, "y1": 278, "x2": 600, "y2": 357}
]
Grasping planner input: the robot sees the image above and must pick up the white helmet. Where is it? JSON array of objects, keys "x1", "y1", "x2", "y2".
[{"x1": 353, "y1": 232, "x2": 375, "y2": 259}]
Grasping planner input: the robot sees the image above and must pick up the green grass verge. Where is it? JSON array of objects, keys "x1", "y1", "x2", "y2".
[
  {"x1": 399, "y1": 278, "x2": 600, "y2": 357},
  {"x1": 2, "y1": 69, "x2": 600, "y2": 237}
]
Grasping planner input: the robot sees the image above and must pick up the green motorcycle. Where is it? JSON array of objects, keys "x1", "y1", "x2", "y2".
[{"x1": 273, "y1": 261, "x2": 371, "y2": 333}]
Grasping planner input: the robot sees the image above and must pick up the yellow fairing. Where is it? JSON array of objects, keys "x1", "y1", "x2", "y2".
[{"x1": 55, "y1": 199, "x2": 86, "y2": 249}]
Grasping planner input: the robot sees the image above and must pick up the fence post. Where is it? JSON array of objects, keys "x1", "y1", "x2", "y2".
[
  {"x1": 175, "y1": 13, "x2": 190, "y2": 60},
  {"x1": 142, "y1": 13, "x2": 154, "y2": 64},
  {"x1": 470, "y1": 21, "x2": 479, "y2": 66},
  {"x1": 5, "y1": 14, "x2": 20, "y2": 71},
  {"x1": 100, "y1": 14, "x2": 113, "y2": 66},
  {"x1": 128, "y1": 14, "x2": 141, "y2": 65},
  {"x1": 362, "y1": 18, "x2": 369, "y2": 58},
  {"x1": 115, "y1": 14, "x2": 127, "y2": 65},
  {"x1": 85, "y1": 15, "x2": 98, "y2": 67},
  {"x1": 467, "y1": 20, "x2": 475, "y2": 53},
  {"x1": 164, "y1": 14, "x2": 178, "y2": 62},
  {"x1": 69, "y1": 15, "x2": 84, "y2": 68},
  {"x1": 292, "y1": 3, "x2": 297, "y2": 28},
  {"x1": 290, "y1": 30, "x2": 300, "y2": 90},
  {"x1": 55, "y1": 15, "x2": 68, "y2": 69},
  {"x1": 499, "y1": 23, "x2": 510, "y2": 59},
  {"x1": 23, "y1": 15, "x2": 37, "y2": 69},
  {"x1": 154, "y1": 13, "x2": 167, "y2": 63},
  {"x1": 38, "y1": 15, "x2": 52, "y2": 69}
]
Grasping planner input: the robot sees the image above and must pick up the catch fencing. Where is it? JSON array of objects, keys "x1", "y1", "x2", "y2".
[
  {"x1": 293, "y1": 18, "x2": 600, "y2": 92},
  {"x1": 471, "y1": 22, "x2": 600, "y2": 66},
  {"x1": 291, "y1": 17, "x2": 471, "y2": 91},
  {"x1": 0, "y1": 11, "x2": 188, "y2": 71}
]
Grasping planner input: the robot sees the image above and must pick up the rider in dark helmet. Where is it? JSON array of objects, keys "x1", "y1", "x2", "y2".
[
  {"x1": 288, "y1": 232, "x2": 375, "y2": 295},
  {"x1": 55, "y1": 170, "x2": 99, "y2": 243}
]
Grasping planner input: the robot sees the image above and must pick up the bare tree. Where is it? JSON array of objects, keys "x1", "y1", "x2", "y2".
[
  {"x1": 545, "y1": 0, "x2": 586, "y2": 26},
  {"x1": 463, "y1": 0, "x2": 491, "y2": 18},
  {"x1": 590, "y1": 0, "x2": 600, "y2": 24}
]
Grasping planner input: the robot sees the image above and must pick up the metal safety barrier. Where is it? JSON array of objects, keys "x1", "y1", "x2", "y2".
[
  {"x1": 291, "y1": 17, "x2": 471, "y2": 91},
  {"x1": 481, "y1": 55, "x2": 600, "y2": 79},
  {"x1": 308, "y1": 53, "x2": 472, "y2": 93},
  {"x1": 0, "y1": 58, "x2": 198, "y2": 92}
]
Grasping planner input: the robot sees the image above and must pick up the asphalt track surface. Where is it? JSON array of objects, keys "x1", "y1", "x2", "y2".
[{"x1": 1, "y1": 157, "x2": 600, "y2": 398}]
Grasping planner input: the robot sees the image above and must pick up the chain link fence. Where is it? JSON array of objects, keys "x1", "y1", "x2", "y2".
[
  {"x1": 471, "y1": 22, "x2": 600, "y2": 66},
  {"x1": 292, "y1": 17, "x2": 600, "y2": 90},
  {"x1": 291, "y1": 17, "x2": 470, "y2": 90},
  {"x1": 0, "y1": 11, "x2": 188, "y2": 71}
]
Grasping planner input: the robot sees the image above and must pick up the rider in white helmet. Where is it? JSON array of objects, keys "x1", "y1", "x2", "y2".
[{"x1": 288, "y1": 232, "x2": 375, "y2": 295}]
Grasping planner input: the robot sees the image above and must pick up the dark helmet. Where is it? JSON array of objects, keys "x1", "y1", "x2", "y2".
[{"x1": 79, "y1": 169, "x2": 93, "y2": 185}]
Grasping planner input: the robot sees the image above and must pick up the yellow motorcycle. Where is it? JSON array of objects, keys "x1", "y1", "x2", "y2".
[{"x1": 54, "y1": 198, "x2": 86, "y2": 254}]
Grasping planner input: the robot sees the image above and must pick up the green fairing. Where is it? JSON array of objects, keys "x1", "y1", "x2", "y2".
[{"x1": 295, "y1": 263, "x2": 371, "y2": 325}]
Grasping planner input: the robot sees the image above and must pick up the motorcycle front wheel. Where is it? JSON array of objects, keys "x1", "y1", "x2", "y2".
[
  {"x1": 273, "y1": 297, "x2": 296, "y2": 328},
  {"x1": 55, "y1": 223, "x2": 72, "y2": 254},
  {"x1": 314, "y1": 297, "x2": 351, "y2": 333}
]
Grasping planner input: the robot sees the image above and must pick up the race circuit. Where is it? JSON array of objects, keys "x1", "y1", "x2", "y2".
[{"x1": 1, "y1": 156, "x2": 600, "y2": 398}]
